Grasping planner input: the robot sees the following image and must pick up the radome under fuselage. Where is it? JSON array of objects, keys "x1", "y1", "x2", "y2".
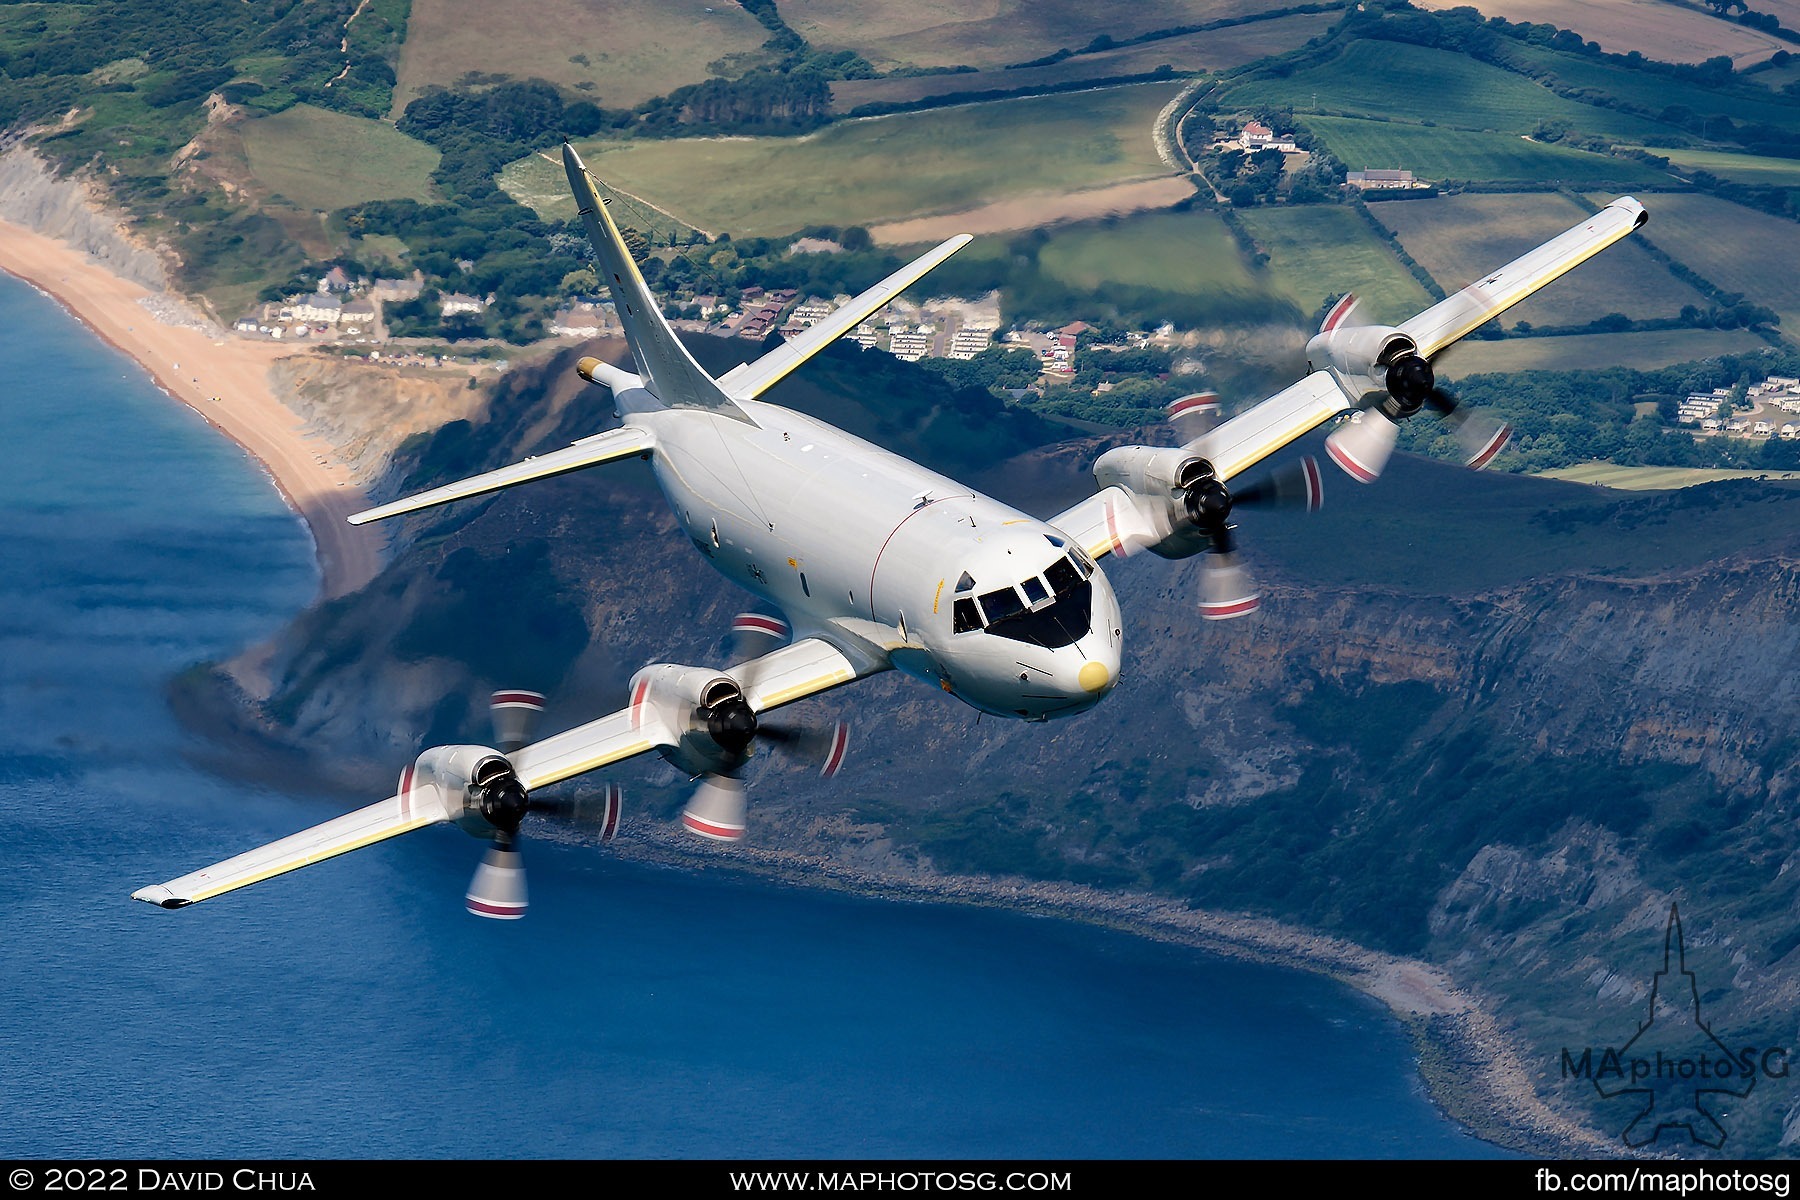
[{"x1": 616, "y1": 385, "x2": 1122, "y2": 720}]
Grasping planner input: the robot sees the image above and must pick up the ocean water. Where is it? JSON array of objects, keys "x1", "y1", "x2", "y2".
[{"x1": 0, "y1": 271, "x2": 1504, "y2": 1160}]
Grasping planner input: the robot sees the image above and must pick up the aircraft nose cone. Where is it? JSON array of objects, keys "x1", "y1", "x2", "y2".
[{"x1": 1078, "y1": 660, "x2": 1112, "y2": 695}]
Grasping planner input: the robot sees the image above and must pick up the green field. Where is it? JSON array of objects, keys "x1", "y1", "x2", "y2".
[
  {"x1": 1302, "y1": 115, "x2": 1670, "y2": 188},
  {"x1": 1536, "y1": 464, "x2": 1800, "y2": 489},
  {"x1": 1504, "y1": 40, "x2": 1800, "y2": 133},
  {"x1": 503, "y1": 82, "x2": 1184, "y2": 236},
  {"x1": 1236, "y1": 205, "x2": 1434, "y2": 326},
  {"x1": 1653, "y1": 148, "x2": 1800, "y2": 188},
  {"x1": 788, "y1": 0, "x2": 1276, "y2": 72},
  {"x1": 828, "y1": 12, "x2": 1336, "y2": 112},
  {"x1": 1435, "y1": 328, "x2": 1769, "y2": 377},
  {"x1": 1220, "y1": 40, "x2": 1673, "y2": 143},
  {"x1": 1037, "y1": 210, "x2": 1259, "y2": 293},
  {"x1": 239, "y1": 104, "x2": 440, "y2": 211},
  {"x1": 1603, "y1": 191, "x2": 1800, "y2": 340},
  {"x1": 1369, "y1": 192, "x2": 1706, "y2": 326},
  {"x1": 392, "y1": 0, "x2": 768, "y2": 115}
]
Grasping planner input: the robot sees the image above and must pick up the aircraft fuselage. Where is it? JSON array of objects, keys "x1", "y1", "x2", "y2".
[{"x1": 623, "y1": 388, "x2": 1122, "y2": 720}]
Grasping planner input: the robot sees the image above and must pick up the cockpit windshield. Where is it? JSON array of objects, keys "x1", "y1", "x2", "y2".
[{"x1": 951, "y1": 550, "x2": 1095, "y2": 649}]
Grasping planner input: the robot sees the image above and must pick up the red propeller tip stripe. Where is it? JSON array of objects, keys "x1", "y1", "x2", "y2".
[
  {"x1": 732, "y1": 614, "x2": 790, "y2": 638},
  {"x1": 821, "y1": 724, "x2": 849, "y2": 778},
  {"x1": 1466, "y1": 424, "x2": 1510, "y2": 470},
  {"x1": 1200, "y1": 596, "x2": 1261, "y2": 621},
  {"x1": 465, "y1": 899, "x2": 526, "y2": 919},
  {"x1": 682, "y1": 813, "x2": 746, "y2": 841},
  {"x1": 1325, "y1": 439, "x2": 1379, "y2": 484}
]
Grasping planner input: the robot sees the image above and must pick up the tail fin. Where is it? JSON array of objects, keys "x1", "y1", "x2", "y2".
[{"x1": 562, "y1": 143, "x2": 750, "y2": 421}]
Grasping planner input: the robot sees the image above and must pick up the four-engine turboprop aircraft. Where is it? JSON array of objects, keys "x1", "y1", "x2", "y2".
[{"x1": 133, "y1": 143, "x2": 1648, "y2": 917}]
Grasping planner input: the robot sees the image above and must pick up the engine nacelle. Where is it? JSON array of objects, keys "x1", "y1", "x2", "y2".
[
  {"x1": 1092, "y1": 445, "x2": 1216, "y2": 560},
  {"x1": 402, "y1": 744, "x2": 529, "y2": 839},
  {"x1": 1304, "y1": 322, "x2": 1418, "y2": 395},
  {"x1": 626, "y1": 662, "x2": 754, "y2": 778}
]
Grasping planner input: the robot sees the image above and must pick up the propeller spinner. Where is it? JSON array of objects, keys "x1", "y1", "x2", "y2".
[
  {"x1": 1324, "y1": 351, "x2": 1510, "y2": 483},
  {"x1": 678, "y1": 617, "x2": 850, "y2": 841},
  {"x1": 1182, "y1": 456, "x2": 1323, "y2": 621}
]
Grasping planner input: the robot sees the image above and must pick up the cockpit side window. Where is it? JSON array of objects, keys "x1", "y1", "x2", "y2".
[
  {"x1": 1045, "y1": 557, "x2": 1081, "y2": 596},
  {"x1": 952, "y1": 597, "x2": 982, "y2": 633},
  {"x1": 955, "y1": 571, "x2": 976, "y2": 594},
  {"x1": 978, "y1": 586, "x2": 1025, "y2": 625}
]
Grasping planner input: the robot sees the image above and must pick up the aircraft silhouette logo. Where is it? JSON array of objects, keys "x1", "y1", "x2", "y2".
[{"x1": 1562, "y1": 903, "x2": 1787, "y2": 1149}]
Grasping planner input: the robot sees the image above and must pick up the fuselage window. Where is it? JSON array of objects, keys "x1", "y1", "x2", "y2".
[
  {"x1": 1021, "y1": 575, "x2": 1049, "y2": 606},
  {"x1": 952, "y1": 597, "x2": 982, "y2": 633},
  {"x1": 978, "y1": 586, "x2": 1025, "y2": 625}
]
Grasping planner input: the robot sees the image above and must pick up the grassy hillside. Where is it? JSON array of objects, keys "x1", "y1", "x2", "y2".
[
  {"x1": 827, "y1": 12, "x2": 1337, "y2": 113},
  {"x1": 1608, "y1": 191, "x2": 1800, "y2": 335},
  {"x1": 239, "y1": 104, "x2": 440, "y2": 211},
  {"x1": 391, "y1": 0, "x2": 768, "y2": 114},
  {"x1": 1236, "y1": 204, "x2": 1434, "y2": 325},
  {"x1": 503, "y1": 82, "x2": 1184, "y2": 234},
  {"x1": 1220, "y1": 39, "x2": 1674, "y2": 142},
  {"x1": 1369, "y1": 192, "x2": 1708, "y2": 326},
  {"x1": 1300, "y1": 116, "x2": 1670, "y2": 187},
  {"x1": 786, "y1": 0, "x2": 1284, "y2": 72}
]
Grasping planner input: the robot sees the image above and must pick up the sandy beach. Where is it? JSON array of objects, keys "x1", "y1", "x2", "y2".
[{"x1": 0, "y1": 214, "x2": 383, "y2": 602}]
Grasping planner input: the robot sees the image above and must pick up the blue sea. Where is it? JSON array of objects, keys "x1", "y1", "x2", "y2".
[{"x1": 0, "y1": 270, "x2": 1504, "y2": 1160}]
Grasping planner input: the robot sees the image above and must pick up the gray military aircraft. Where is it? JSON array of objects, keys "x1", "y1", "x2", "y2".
[{"x1": 134, "y1": 144, "x2": 1647, "y2": 917}]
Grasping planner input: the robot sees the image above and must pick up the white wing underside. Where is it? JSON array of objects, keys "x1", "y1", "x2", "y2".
[{"x1": 133, "y1": 637, "x2": 873, "y2": 907}]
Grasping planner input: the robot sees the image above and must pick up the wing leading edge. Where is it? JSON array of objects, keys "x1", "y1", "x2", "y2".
[{"x1": 132, "y1": 637, "x2": 874, "y2": 909}]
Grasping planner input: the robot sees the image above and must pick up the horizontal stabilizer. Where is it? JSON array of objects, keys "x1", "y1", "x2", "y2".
[
  {"x1": 717, "y1": 234, "x2": 973, "y2": 402},
  {"x1": 348, "y1": 424, "x2": 654, "y2": 525}
]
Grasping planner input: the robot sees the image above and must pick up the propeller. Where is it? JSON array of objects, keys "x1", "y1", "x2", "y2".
[
  {"x1": 1167, "y1": 390, "x2": 1222, "y2": 445},
  {"x1": 462, "y1": 750, "x2": 532, "y2": 919},
  {"x1": 462, "y1": 687, "x2": 625, "y2": 918},
  {"x1": 1182, "y1": 455, "x2": 1323, "y2": 621},
  {"x1": 680, "y1": 615, "x2": 850, "y2": 841},
  {"x1": 1325, "y1": 351, "x2": 1510, "y2": 483}
]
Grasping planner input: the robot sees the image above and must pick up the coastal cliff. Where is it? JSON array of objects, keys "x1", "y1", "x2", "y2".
[{"x1": 169, "y1": 341, "x2": 1800, "y2": 1156}]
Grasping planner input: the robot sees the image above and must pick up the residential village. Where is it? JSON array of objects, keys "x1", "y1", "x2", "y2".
[
  {"x1": 229, "y1": 261, "x2": 1188, "y2": 384},
  {"x1": 1679, "y1": 376, "x2": 1800, "y2": 440},
  {"x1": 228, "y1": 114, "x2": 1432, "y2": 386}
]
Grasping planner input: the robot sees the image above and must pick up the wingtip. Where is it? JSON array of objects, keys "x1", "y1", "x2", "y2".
[{"x1": 132, "y1": 885, "x2": 189, "y2": 909}]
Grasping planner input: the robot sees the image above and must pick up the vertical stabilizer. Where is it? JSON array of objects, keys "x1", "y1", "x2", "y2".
[{"x1": 562, "y1": 143, "x2": 750, "y2": 419}]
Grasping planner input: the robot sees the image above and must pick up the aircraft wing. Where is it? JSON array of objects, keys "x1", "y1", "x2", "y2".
[
  {"x1": 131, "y1": 794, "x2": 445, "y2": 908},
  {"x1": 1045, "y1": 371, "x2": 1350, "y2": 560},
  {"x1": 1400, "y1": 196, "x2": 1647, "y2": 359},
  {"x1": 716, "y1": 235, "x2": 973, "y2": 402},
  {"x1": 1186, "y1": 369, "x2": 1350, "y2": 482},
  {"x1": 348, "y1": 424, "x2": 654, "y2": 525},
  {"x1": 510, "y1": 635, "x2": 865, "y2": 790},
  {"x1": 1046, "y1": 485, "x2": 1154, "y2": 563},
  {"x1": 134, "y1": 636, "x2": 875, "y2": 910}
]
